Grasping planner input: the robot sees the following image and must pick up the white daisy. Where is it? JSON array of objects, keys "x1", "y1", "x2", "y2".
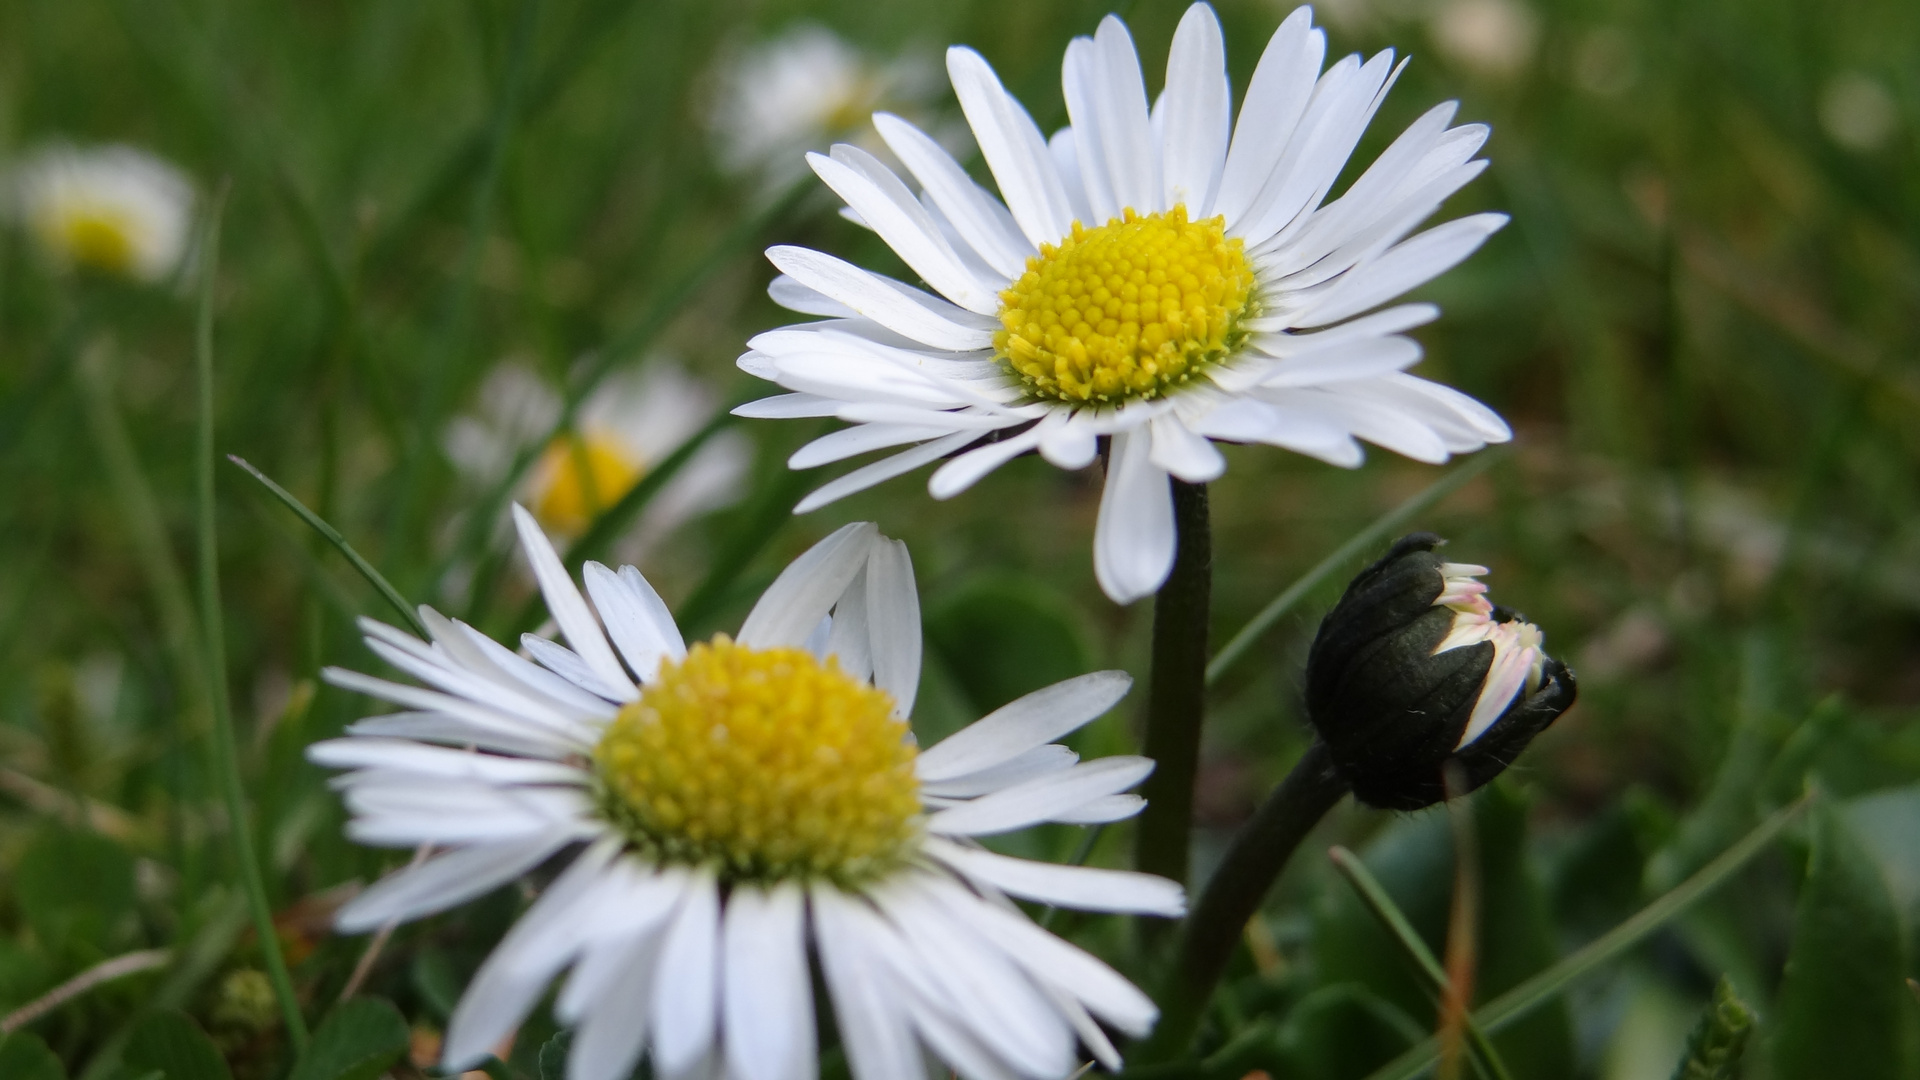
[
  {"x1": 444, "y1": 361, "x2": 750, "y2": 553},
  {"x1": 314, "y1": 509, "x2": 1185, "y2": 1080},
  {"x1": 6, "y1": 142, "x2": 194, "y2": 282},
  {"x1": 733, "y1": 3, "x2": 1513, "y2": 603},
  {"x1": 709, "y1": 24, "x2": 936, "y2": 188}
]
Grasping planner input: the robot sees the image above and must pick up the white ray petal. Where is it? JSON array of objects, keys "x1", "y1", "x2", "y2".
[
  {"x1": 864, "y1": 536, "x2": 921, "y2": 717},
  {"x1": 811, "y1": 886, "x2": 925, "y2": 1080},
  {"x1": 926, "y1": 756, "x2": 1155, "y2": 836},
  {"x1": 511, "y1": 505, "x2": 635, "y2": 702},
  {"x1": 335, "y1": 829, "x2": 574, "y2": 932},
  {"x1": 793, "y1": 430, "x2": 979, "y2": 514},
  {"x1": 650, "y1": 870, "x2": 721, "y2": 1076},
  {"x1": 814, "y1": 148, "x2": 1002, "y2": 315},
  {"x1": 947, "y1": 46, "x2": 1074, "y2": 246},
  {"x1": 768, "y1": 246, "x2": 995, "y2": 351},
  {"x1": 1148, "y1": 414, "x2": 1226, "y2": 482},
  {"x1": 874, "y1": 112, "x2": 1033, "y2": 280},
  {"x1": 924, "y1": 837, "x2": 1188, "y2": 916},
  {"x1": 1093, "y1": 429, "x2": 1175, "y2": 603},
  {"x1": 739, "y1": 521, "x2": 878, "y2": 649},
  {"x1": 1159, "y1": 3, "x2": 1231, "y2": 216},
  {"x1": 917, "y1": 670, "x2": 1131, "y2": 782},
  {"x1": 1216, "y1": 6, "x2": 1325, "y2": 226},
  {"x1": 722, "y1": 883, "x2": 816, "y2": 1080}
]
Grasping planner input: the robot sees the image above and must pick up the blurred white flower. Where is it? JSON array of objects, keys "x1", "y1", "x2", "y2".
[
  {"x1": 735, "y1": 4, "x2": 1510, "y2": 603},
  {"x1": 316, "y1": 515, "x2": 1185, "y2": 1080},
  {"x1": 1819, "y1": 72, "x2": 1900, "y2": 153},
  {"x1": 7, "y1": 142, "x2": 194, "y2": 282},
  {"x1": 708, "y1": 24, "x2": 935, "y2": 187},
  {"x1": 1428, "y1": 0, "x2": 1540, "y2": 80},
  {"x1": 444, "y1": 361, "x2": 750, "y2": 555}
]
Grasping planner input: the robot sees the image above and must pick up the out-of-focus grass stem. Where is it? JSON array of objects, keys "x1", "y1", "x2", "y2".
[
  {"x1": 1207, "y1": 452, "x2": 1499, "y2": 687},
  {"x1": 192, "y1": 187, "x2": 309, "y2": 1051},
  {"x1": 390, "y1": 0, "x2": 543, "y2": 556},
  {"x1": 75, "y1": 345, "x2": 206, "y2": 734}
]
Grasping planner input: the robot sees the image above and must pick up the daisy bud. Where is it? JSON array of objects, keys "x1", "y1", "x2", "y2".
[{"x1": 1305, "y1": 533, "x2": 1576, "y2": 810}]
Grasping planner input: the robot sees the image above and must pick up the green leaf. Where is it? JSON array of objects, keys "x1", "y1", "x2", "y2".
[
  {"x1": 123, "y1": 1010, "x2": 233, "y2": 1080},
  {"x1": 538, "y1": 1030, "x2": 571, "y2": 1080},
  {"x1": 924, "y1": 576, "x2": 1091, "y2": 715},
  {"x1": 15, "y1": 829, "x2": 136, "y2": 954},
  {"x1": 0, "y1": 1031, "x2": 67, "y2": 1080},
  {"x1": 1772, "y1": 801, "x2": 1916, "y2": 1080},
  {"x1": 1846, "y1": 783, "x2": 1920, "y2": 921},
  {"x1": 287, "y1": 997, "x2": 410, "y2": 1080}
]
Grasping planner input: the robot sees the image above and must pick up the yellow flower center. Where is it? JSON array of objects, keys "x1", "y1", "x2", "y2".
[
  {"x1": 531, "y1": 431, "x2": 645, "y2": 535},
  {"x1": 41, "y1": 208, "x2": 140, "y2": 275},
  {"x1": 592, "y1": 636, "x2": 922, "y2": 884},
  {"x1": 995, "y1": 206, "x2": 1257, "y2": 404}
]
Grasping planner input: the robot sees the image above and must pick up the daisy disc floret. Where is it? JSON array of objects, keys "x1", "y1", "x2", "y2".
[
  {"x1": 314, "y1": 507, "x2": 1185, "y2": 1080},
  {"x1": 594, "y1": 636, "x2": 921, "y2": 883},
  {"x1": 735, "y1": 3, "x2": 1514, "y2": 603}
]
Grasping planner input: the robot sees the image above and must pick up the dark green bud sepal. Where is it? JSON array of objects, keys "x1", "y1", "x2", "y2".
[{"x1": 1306, "y1": 533, "x2": 1577, "y2": 810}]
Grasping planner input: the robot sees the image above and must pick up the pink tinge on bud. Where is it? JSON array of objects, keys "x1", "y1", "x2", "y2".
[{"x1": 1430, "y1": 564, "x2": 1550, "y2": 749}]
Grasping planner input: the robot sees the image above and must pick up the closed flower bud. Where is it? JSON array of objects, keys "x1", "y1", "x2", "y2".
[{"x1": 1306, "y1": 532, "x2": 1576, "y2": 810}]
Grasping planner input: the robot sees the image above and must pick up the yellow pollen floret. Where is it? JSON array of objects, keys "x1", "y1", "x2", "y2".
[
  {"x1": 39, "y1": 208, "x2": 140, "y2": 275},
  {"x1": 531, "y1": 430, "x2": 646, "y2": 535},
  {"x1": 592, "y1": 635, "x2": 921, "y2": 884},
  {"x1": 995, "y1": 206, "x2": 1257, "y2": 404}
]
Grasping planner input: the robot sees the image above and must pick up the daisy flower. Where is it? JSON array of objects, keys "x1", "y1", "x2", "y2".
[
  {"x1": 314, "y1": 509, "x2": 1185, "y2": 1080},
  {"x1": 734, "y1": 4, "x2": 1512, "y2": 603},
  {"x1": 7, "y1": 142, "x2": 193, "y2": 282},
  {"x1": 708, "y1": 24, "x2": 937, "y2": 189},
  {"x1": 444, "y1": 361, "x2": 750, "y2": 553}
]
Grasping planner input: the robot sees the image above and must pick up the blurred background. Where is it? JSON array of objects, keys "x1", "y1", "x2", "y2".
[{"x1": 0, "y1": 0, "x2": 1916, "y2": 1076}]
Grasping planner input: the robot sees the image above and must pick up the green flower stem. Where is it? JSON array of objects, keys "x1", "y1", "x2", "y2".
[
  {"x1": 1139, "y1": 740, "x2": 1351, "y2": 1062},
  {"x1": 1136, "y1": 480, "x2": 1213, "y2": 887},
  {"x1": 193, "y1": 191, "x2": 309, "y2": 1052},
  {"x1": 1359, "y1": 796, "x2": 1808, "y2": 1080}
]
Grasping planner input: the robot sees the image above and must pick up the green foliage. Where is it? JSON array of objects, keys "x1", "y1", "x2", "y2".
[
  {"x1": 14, "y1": 829, "x2": 136, "y2": 958},
  {"x1": 1772, "y1": 801, "x2": 1916, "y2": 1080},
  {"x1": 0, "y1": 1032, "x2": 67, "y2": 1080},
  {"x1": 286, "y1": 998, "x2": 409, "y2": 1080},
  {"x1": 1671, "y1": 977, "x2": 1755, "y2": 1080},
  {"x1": 925, "y1": 576, "x2": 1091, "y2": 715},
  {"x1": 123, "y1": 1011, "x2": 232, "y2": 1080}
]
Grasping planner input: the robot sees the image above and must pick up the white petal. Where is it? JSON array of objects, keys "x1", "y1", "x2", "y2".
[
  {"x1": 1093, "y1": 429, "x2": 1176, "y2": 604},
  {"x1": 443, "y1": 840, "x2": 621, "y2": 1068},
  {"x1": 825, "y1": 570, "x2": 873, "y2": 683},
  {"x1": 1235, "y1": 51, "x2": 1403, "y2": 248},
  {"x1": 1216, "y1": 6, "x2": 1325, "y2": 226},
  {"x1": 793, "y1": 430, "x2": 979, "y2": 513},
  {"x1": 567, "y1": 932, "x2": 660, "y2": 1080},
  {"x1": 1245, "y1": 301, "x2": 1438, "y2": 344},
  {"x1": 1159, "y1": 3, "x2": 1231, "y2": 216},
  {"x1": 767, "y1": 246, "x2": 995, "y2": 351},
  {"x1": 651, "y1": 871, "x2": 722, "y2": 1076},
  {"x1": 791, "y1": 423, "x2": 962, "y2": 469},
  {"x1": 583, "y1": 562, "x2": 684, "y2": 683},
  {"x1": 924, "y1": 837, "x2": 1188, "y2": 917},
  {"x1": 723, "y1": 883, "x2": 817, "y2": 1080},
  {"x1": 1375, "y1": 372, "x2": 1512, "y2": 443},
  {"x1": 1264, "y1": 386, "x2": 1450, "y2": 462},
  {"x1": 1259, "y1": 334, "x2": 1424, "y2": 388},
  {"x1": 310, "y1": 737, "x2": 584, "y2": 787},
  {"x1": 335, "y1": 830, "x2": 574, "y2": 932},
  {"x1": 926, "y1": 423, "x2": 1044, "y2": 499},
  {"x1": 873, "y1": 113, "x2": 1032, "y2": 280},
  {"x1": 322, "y1": 667, "x2": 589, "y2": 756},
  {"x1": 739, "y1": 521, "x2": 878, "y2": 649},
  {"x1": 811, "y1": 886, "x2": 925, "y2": 1080},
  {"x1": 520, "y1": 635, "x2": 631, "y2": 703},
  {"x1": 732, "y1": 392, "x2": 846, "y2": 419},
  {"x1": 768, "y1": 273, "x2": 857, "y2": 318},
  {"x1": 345, "y1": 712, "x2": 562, "y2": 759},
  {"x1": 1038, "y1": 414, "x2": 1099, "y2": 469},
  {"x1": 511, "y1": 505, "x2": 635, "y2": 702},
  {"x1": 1050, "y1": 794, "x2": 1146, "y2": 824},
  {"x1": 864, "y1": 536, "x2": 921, "y2": 717},
  {"x1": 917, "y1": 875, "x2": 1160, "y2": 1036},
  {"x1": 1047, "y1": 127, "x2": 1096, "y2": 228},
  {"x1": 1294, "y1": 214, "x2": 1507, "y2": 327},
  {"x1": 947, "y1": 46, "x2": 1074, "y2": 246},
  {"x1": 557, "y1": 865, "x2": 688, "y2": 1022},
  {"x1": 917, "y1": 670, "x2": 1131, "y2": 782},
  {"x1": 926, "y1": 756, "x2": 1156, "y2": 836},
  {"x1": 920, "y1": 744, "x2": 1079, "y2": 798},
  {"x1": 812, "y1": 149, "x2": 1003, "y2": 315},
  {"x1": 1148, "y1": 414, "x2": 1226, "y2": 482},
  {"x1": 451, "y1": 619, "x2": 618, "y2": 719}
]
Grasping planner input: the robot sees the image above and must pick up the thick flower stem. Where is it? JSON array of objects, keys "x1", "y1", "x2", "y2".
[
  {"x1": 1140, "y1": 741, "x2": 1351, "y2": 1062},
  {"x1": 1136, "y1": 480, "x2": 1213, "y2": 887}
]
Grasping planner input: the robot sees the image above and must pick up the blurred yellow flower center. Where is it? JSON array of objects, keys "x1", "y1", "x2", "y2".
[
  {"x1": 995, "y1": 206, "x2": 1256, "y2": 404},
  {"x1": 531, "y1": 431, "x2": 645, "y2": 535},
  {"x1": 592, "y1": 636, "x2": 922, "y2": 883},
  {"x1": 42, "y1": 208, "x2": 139, "y2": 275}
]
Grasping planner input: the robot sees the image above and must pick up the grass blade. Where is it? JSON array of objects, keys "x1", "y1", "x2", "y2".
[
  {"x1": 1329, "y1": 847, "x2": 1517, "y2": 1080},
  {"x1": 1207, "y1": 451, "x2": 1501, "y2": 686},
  {"x1": 1359, "y1": 795, "x2": 1808, "y2": 1080},
  {"x1": 229, "y1": 456, "x2": 426, "y2": 638},
  {"x1": 192, "y1": 186, "x2": 309, "y2": 1051}
]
